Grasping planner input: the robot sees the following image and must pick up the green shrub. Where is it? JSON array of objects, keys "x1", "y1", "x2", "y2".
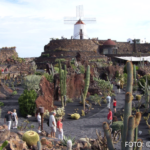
[
  {"x1": 138, "y1": 75, "x2": 150, "y2": 88},
  {"x1": 35, "y1": 72, "x2": 43, "y2": 75},
  {"x1": 23, "y1": 75, "x2": 42, "y2": 92},
  {"x1": 0, "y1": 102, "x2": 4, "y2": 107},
  {"x1": 12, "y1": 91, "x2": 17, "y2": 95},
  {"x1": 110, "y1": 121, "x2": 123, "y2": 134},
  {"x1": 42, "y1": 54, "x2": 49, "y2": 57},
  {"x1": 79, "y1": 65, "x2": 85, "y2": 74},
  {"x1": 43, "y1": 73, "x2": 54, "y2": 83},
  {"x1": 60, "y1": 135, "x2": 76, "y2": 146},
  {"x1": 115, "y1": 71, "x2": 119, "y2": 78},
  {"x1": 66, "y1": 98, "x2": 73, "y2": 103},
  {"x1": 18, "y1": 89, "x2": 37, "y2": 117}
]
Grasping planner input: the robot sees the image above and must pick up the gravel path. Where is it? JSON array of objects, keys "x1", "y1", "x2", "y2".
[{"x1": 0, "y1": 85, "x2": 149, "y2": 150}]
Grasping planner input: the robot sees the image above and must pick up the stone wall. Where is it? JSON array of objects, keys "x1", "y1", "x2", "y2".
[
  {"x1": 0, "y1": 48, "x2": 18, "y2": 62},
  {"x1": 116, "y1": 42, "x2": 133, "y2": 54},
  {"x1": 44, "y1": 39, "x2": 99, "y2": 52}
]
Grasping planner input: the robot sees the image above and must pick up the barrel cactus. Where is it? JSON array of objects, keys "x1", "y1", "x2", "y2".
[
  {"x1": 22, "y1": 130, "x2": 39, "y2": 146},
  {"x1": 71, "y1": 113, "x2": 80, "y2": 120}
]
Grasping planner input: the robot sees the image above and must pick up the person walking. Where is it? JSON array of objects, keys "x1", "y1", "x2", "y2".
[
  {"x1": 107, "y1": 109, "x2": 112, "y2": 125},
  {"x1": 113, "y1": 98, "x2": 117, "y2": 113},
  {"x1": 11, "y1": 109, "x2": 18, "y2": 128},
  {"x1": 4, "y1": 111, "x2": 12, "y2": 130},
  {"x1": 49, "y1": 112, "x2": 56, "y2": 138},
  {"x1": 106, "y1": 94, "x2": 111, "y2": 109},
  {"x1": 57, "y1": 117, "x2": 63, "y2": 140},
  {"x1": 36, "y1": 112, "x2": 41, "y2": 133}
]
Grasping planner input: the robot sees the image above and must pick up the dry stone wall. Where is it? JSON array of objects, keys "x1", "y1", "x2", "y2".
[{"x1": 0, "y1": 48, "x2": 18, "y2": 62}]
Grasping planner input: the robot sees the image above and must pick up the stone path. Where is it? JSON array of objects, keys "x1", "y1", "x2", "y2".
[{"x1": 0, "y1": 85, "x2": 149, "y2": 150}]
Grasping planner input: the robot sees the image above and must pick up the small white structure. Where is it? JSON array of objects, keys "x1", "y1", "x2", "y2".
[{"x1": 73, "y1": 19, "x2": 87, "y2": 39}]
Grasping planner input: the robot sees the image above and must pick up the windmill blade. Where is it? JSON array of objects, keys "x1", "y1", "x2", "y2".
[
  {"x1": 82, "y1": 18, "x2": 96, "y2": 24},
  {"x1": 64, "y1": 17, "x2": 78, "y2": 24},
  {"x1": 76, "y1": 5, "x2": 84, "y2": 18}
]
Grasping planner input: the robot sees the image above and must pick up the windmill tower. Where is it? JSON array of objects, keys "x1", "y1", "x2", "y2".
[{"x1": 64, "y1": 5, "x2": 96, "y2": 39}]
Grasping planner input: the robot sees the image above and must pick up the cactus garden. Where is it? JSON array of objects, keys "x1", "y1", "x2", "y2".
[{"x1": 0, "y1": 53, "x2": 150, "y2": 150}]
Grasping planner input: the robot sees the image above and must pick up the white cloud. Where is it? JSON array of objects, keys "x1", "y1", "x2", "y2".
[{"x1": 0, "y1": 0, "x2": 150, "y2": 57}]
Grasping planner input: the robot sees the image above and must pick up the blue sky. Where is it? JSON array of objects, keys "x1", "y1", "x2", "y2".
[{"x1": 0, "y1": 0, "x2": 150, "y2": 57}]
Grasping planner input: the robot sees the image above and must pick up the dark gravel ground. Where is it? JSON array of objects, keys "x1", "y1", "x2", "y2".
[{"x1": 0, "y1": 85, "x2": 150, "y2": 150}]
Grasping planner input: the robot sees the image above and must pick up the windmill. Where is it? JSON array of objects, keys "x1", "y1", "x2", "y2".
[{"x1": 64, "y1": 5, "x2": 96, "y2": 39}]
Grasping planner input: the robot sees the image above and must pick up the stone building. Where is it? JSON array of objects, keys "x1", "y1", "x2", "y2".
[{"x1": 35, "y1": 38, "x2": 150, "y2": 69}]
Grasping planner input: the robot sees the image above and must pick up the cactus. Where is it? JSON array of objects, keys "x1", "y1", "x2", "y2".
[
  {"x1": 63, "y1": 65, "x2": 67, "y2": 106},
  {"x1": 37, "y1": 140, "x2": 42, "y2": 150},
  {"x1": 82, "y1": 65, "x2": 90, "y2": 111},
  {"x1": 59, "y1": 61, "x2": 64, "y2": 107},
  {"x1": 0, "y1": 140, "x2": 8, "y2": 150},
  {"x1": 139, "y1": 76, "x2": 150, "y2": 112},
  {"x1": 125, "y1": 116, "x2": 135, "y2": 150},
  {"x1": 133, "y1": 65, "x2": 136, "y2": 84},
  {"x1": 103, "y1": 122, "x2": 114, "y2": 149},
  {"x1": 122, "y1": 61, "x2": 133, "y2": 149},
  {"x1": 51, "y1": 64, "x2": 55, "y2": 76}
]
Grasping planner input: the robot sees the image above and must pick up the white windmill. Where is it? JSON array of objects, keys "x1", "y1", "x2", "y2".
[{"x1": 64, "y1": 5, "x2": 96, "y2": 39}]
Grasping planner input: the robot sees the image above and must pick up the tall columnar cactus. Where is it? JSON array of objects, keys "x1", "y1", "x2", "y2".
[
  {"x1": 63, "y1": 65, "x2": 67, "y2": 106},
  {"x1": 133, "y1": 65, "x2": 136, "y2": 83},
  {"x1": 51, "y1": 64, "x2": 55, "y2": 77},
  {"x1": 103, "y1": 122, "x2": 114, "y2": 149},
  {"x1": 82, "y1": 65, "x2": 90, "y2": 111},
  {"x1": 37, "y1": 140, "x2": 42, "y2": 150},
  {"x1": 122, "y1": 61, "x2": 133, "y2": 150},
  {"x1": 59, "y1": 61, "x2": 64, "y2": 107},
  {"x1": 139, "y1": 76, "x2": 150, "y2": 111}
]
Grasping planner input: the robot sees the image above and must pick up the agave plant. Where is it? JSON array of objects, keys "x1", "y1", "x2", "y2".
[{"x1": 60, "y1": 135, "x2": 76, "y2": 146}]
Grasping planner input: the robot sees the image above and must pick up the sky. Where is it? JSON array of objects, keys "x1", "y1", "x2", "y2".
[{"x1": 0, "y1": 0, "x2": 150, "y2": 57}]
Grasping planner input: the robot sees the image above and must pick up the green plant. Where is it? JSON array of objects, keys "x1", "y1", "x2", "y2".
[
  {"x1": 81, "y1": 66, "x2": 90, "y2": 111},
  {"x1": 136, "y1": 95, "x2": 142, "y2": 100},
  {"x1": 81, "y1": 110, "x2": 85, "y2": 116},
  {"x1": 55, "y1": 58, "x2": 66, "y2": 62},
  {"x1": 0, "y1": 102, "x2": 4, "y2": 107},
  {"x1": 89, "y1": 94, "x2": 102, "y2": 106},
  {"x1": 23, "y1": 75, "x2": 42, "y2": 92},
  {"x1": 37, "y1": 140, "x2": 42, "y2": 150},
  {"x1": 22, "y1": 130, "x2": 40, "y2": 146},
  {"x1": 66, "y1": 98, "x2": 73, "y2": 103},
  {"x1": 18, "y1": 89, "x2": 37, "y2": 117},
  {"x1": 44, "y1": 110, "x2": 49, "y2": 119},
  {"x1": 54, "y1": 107, "x2": 65, "y2": 120},
  {"x1": 63, "y1": 65, "x2": 67, "y2": 106},
  {"x1": 79, "y1": 65, "x2": 85, "y2": 74},
  {"x1": 35, "y1": 72, "x2": 43, "y2": 75},
  {"x1": 42, "y1": 54, "x2": 49, "y2": 57},
  {"x1": 110, "y1": 121, "x2": 123, "y2": 134},
  {"x1": 60, "y1": 135, "x2": 76, "y2": 146},
  {"x1": 103, "y1": 99, "x2": 107, "y2": 104},
  {"x1": 0, "y1": 140, "x2": 8, "y2": 150},
  {"x1": 12, "y1": 91, "x2": 17, "y2": 95},
  {"x1": 43, "y1": 73, "x2": 54, "y2": 83},
  {"x1": 71, "y1": 113, "x2": 80, "y2": 120}
]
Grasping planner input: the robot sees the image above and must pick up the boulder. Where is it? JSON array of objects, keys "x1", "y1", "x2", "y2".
[{"x1": 36, "y1": 76, "x2": 57, "y2": 113}]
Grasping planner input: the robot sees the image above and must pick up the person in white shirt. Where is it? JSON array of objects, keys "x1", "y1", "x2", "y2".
[
  {"x1": 49, "y1": 112, "x2": 56, "y2": 138},
  {"x1": 106, "y1": 94, "x2": 111, "y2": 109},
  {"x1": 11, "y1": 109, "x2": 18, "y2": 128},
  {"x1": 37, "y1": 113, "x2": 41, "y2": 133}
]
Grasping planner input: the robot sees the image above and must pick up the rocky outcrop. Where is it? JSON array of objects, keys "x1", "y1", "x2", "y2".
[
  {"x1": 0, "y1": 83, "x2": 13, "y2": 99},
  {"x1": 0, "y1": 48, "x2": 18, "y2": 63},
  {"x1": 35, "y1": 77, "x2": 57, "y2": 112}
]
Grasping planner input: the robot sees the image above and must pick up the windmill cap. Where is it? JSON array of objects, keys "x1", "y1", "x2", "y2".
[{"x1": 75, "y1": 19, "x2": 85, "y2": 25}]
